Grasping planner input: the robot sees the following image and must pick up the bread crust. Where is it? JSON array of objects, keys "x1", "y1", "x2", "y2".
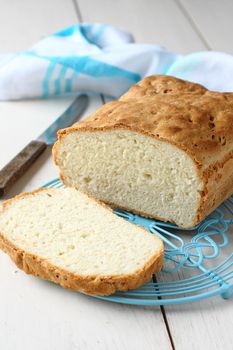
[
  {"x1": 0, "y1": 189, "x2": 163, "y2": 296},
  {"x1": 53, "y1": 75, "x2": 233, "y2": 227}
]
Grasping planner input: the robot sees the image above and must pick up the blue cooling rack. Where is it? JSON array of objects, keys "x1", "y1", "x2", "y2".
[{"x1": 43, "y1": 179, "x2": 233, "y2": 306}]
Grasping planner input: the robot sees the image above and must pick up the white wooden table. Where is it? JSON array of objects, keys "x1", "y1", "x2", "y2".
[{"x1": 0, "y1": 1, "x2": 233, "y2": 349}]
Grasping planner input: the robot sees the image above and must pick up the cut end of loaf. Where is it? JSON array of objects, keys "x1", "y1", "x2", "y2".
[
  {"x1": 0, "y1": 188, "x2": 163, "y2": 295},
  {"x1": 55, "y1": 129, "x2": 203, "y2": 228}
]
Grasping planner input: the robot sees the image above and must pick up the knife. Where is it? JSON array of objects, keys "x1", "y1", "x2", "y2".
[{"x1": 0, "y1": 95, "x2": 89, "y2": 197}]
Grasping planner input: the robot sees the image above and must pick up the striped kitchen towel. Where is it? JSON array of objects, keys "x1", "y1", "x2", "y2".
[{"x1": 1, "y1": 23, "x2": 233, "y2": 100}]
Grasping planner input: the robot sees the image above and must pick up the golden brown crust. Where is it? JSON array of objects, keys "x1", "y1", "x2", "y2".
[
  {"x1": 0, "y1": 189, "x2": 163, "y2": 296},
  {"x1": 57, "y1": 75, "x2": 233, "y2": 167},
  {"x1": 54, "y1": 75, "x2": 233, "y2": 227},
  {"x1": 196, "y1": 155, "x2": 233, "y2": 223}
]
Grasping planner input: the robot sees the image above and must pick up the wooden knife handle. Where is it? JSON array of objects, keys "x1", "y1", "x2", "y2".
[{"x1": 0, "y1": 140, "x2": 47, "y2": 197}]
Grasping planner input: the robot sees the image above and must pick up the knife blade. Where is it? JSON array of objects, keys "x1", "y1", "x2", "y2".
[
  {"x1": 38, "y1": 95, "x2": 88, "y2": 145},
  {"x1": 0, "y1": 95, "x2": 89, "y2": 197}
]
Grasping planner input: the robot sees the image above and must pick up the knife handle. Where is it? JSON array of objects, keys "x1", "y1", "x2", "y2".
[{"x1": 0, "y1": 140, "x2": 47, "y2": 197}]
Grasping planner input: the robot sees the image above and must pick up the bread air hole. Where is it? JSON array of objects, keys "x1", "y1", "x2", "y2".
[
  {"x1": 164, "y1": 89, "x2": 172, "y2": 93},
  {"x1": 58, "y1": 130, "x2": 203, "y2": 227},
  {"x1": 143, "y1": 173, "x2": 152, "y2": 180},
  {"x1": 219, "y1": 136, "x2": 226, "y2": 146},
  {"x1": 81, "y1": 233, "x2": 88, "y2": 239},
  {"x1": 167, "y1": 193, "x2": 174, "y2": 201},
  {"x1": 84, "y1": 176, "x2": 92, "y2": 184},
  {"x1": 209, "y1": 122, "x2": 215, "y2": 129}
]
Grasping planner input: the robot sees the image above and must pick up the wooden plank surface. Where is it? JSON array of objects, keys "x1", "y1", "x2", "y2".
[
  {"x1": 0, "y1": 1, "x2": 172, "y2": 349},
  {"x1": 178, "y1": 0, "x2": 233, "y2": 54},
  {"x1": 0, "y1": 0, "x2": 77, "y2": 52},
  {"x1": 156, "y1": 223, "x2": 233, "y2": 350},
  {"x1": 0, "y1": 247, "x2": 171, "y2": 350},
  {"x1": 77, "y1": 0, "x2": 206, "y2": 53}
]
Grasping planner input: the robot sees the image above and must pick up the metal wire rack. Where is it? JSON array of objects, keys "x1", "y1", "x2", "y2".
[{"x1": 43, "y1": 178, "x2": 233, "y2": 306}]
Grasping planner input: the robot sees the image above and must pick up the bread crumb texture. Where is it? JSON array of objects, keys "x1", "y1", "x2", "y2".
[
  {"x1": 55, "y1": 75, "x2": 233, "y2": 228},
  {"x1": 0, "y1": 188, "x2": 163, "y2": 295}
]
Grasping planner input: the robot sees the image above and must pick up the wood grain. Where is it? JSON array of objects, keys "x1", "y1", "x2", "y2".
[
  {"x1": 77, "y1": 0, "x2": 206, "y2": 53},
  {"x1": 0, "y1": 252, "x2": 172, "y2": 350},
  {"x1": 178, "y1": 0, "x2": 233, "y2": 54},
  {"x1": 0, "y1": 0, "x2": 77, "y2": 52}
]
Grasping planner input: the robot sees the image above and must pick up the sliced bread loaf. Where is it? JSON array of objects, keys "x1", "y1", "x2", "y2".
[
  {"x1": 0, "y1": 188, "x2": 163, "y2": 295},
  {"x1": 53, "y1": 75, "x2": 233, "y2": 228}
]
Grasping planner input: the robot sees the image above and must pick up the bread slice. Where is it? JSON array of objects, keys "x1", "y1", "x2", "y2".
[
  {"x1": 0, "y1": 188, "x2": 163, "y2": 295},
  {"x1": 53, "y1": 75, "x2": 233, "y2": 228}
]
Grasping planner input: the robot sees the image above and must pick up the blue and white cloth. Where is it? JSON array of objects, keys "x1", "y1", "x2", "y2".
[{"x1": 1, "y1": 23, "x2": 233, "y2": 101}]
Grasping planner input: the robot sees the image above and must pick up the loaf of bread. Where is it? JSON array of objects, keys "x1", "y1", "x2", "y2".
[
  {"x1": 53, "y1": 75, "x2": 233, "y2": 228},
  {"x1": 0, "y1": 188, "x2": 163, "y2": 295}
]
